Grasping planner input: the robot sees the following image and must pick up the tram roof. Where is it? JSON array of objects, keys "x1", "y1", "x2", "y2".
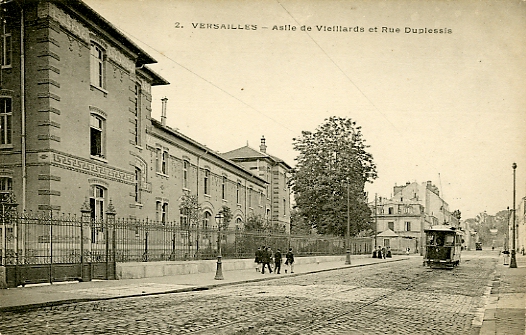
[{"x1": 424, "y1": 225, "x2": 464, "y2": 234}]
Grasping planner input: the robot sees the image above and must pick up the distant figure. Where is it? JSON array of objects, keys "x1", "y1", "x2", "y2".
[
  {"x1": 381, "y1": 246, "x2": 386, "y2": 259},
  {"x1": 274, "y1": 248, "x2": 282, "y2": 274},
  {"x1": 377, "y1": 246, "x2": 382, "y2": 259},
  {"x1": 261, "y1": 247, "x2": 273, "y2": 274},
  {"x1": 406, "y1": 247, "x2": 410, "y2": 255},
  {"x1": 285, "y1": 247, "x2": 295, "y2": 273},
  {"x1": 386, "y1": 247, "x2": 392, "y2": 258},
  {"x1": 372, "y1": 247, "x2": 377, "y2": 258},
  {"x1": 255, "y1": 246, "x2": 263, "y2": 272},
  {"x1": 521, "y1": 247, "x2": 524, "y2": 255}
]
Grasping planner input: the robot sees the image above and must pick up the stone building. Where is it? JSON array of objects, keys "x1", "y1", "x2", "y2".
[
  {"x1": 371, "y1": 181, "x2": 459, "y2": 254},
  {"x1": 0, "y1": 0, "x2": 284, "y2": 228},
  {"x1": 222, "y1": 136, "x2": 292, "y2": 232}
]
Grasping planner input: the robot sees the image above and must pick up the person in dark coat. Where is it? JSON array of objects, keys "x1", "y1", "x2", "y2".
[
  {"x1": 381, "y1": 246, "x2": 386, "y2": 259},
  {"x1": 274, "y1": 248, "x2": 282, "y2": 274},
  {"x1": 261, "y1": 247, "x2": 273, "y2": 274},
  {"x1": 285, "y1": 247, "x2": 295, "y2": 273},
  {"x1": 255, "y1": 246, "x2": 263, "y2": 272},
  {"x1": 386, "y1": 247, "x2": 392, "y2": 258},
  {"x1": 376, "y1": 246, "x2": 382, "y2": 259}
]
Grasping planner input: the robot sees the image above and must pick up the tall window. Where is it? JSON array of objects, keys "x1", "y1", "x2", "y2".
[
  {"x1": 0, "y1": 176, "x2": 12, "y2": 195},
  {"x1": 183, "y1": 160, "x2": 189, "y2": 188},
  {"x1": 405, "y1": 221, "x2": 411, "y2": 231},
  {"x1": 134, "y1": 83, "x2": 141, "y2": 145},
  {"x1": 90, "y1": 185, "x2": 105, "y2": 243},
  {"x1": 162, "y1": 151, "x2": 168, "y2": 174},
  {"x1": 157, "y1": 148, "x2": 168, "y2": 174},
  {"x1": 236, "y1": 182, "x2": 241, "y2": 204},
  {"x1": 204, "y1": 169, "x2": 210, "y2": 195},
  {"x1": 203, "y1": 211, "x2": 211, "y2": 229},
  {"x1": 134, "y1": 168, "x2": 141, "y2": 203},
  {"x1": 90, "y1": 44, "x2": 105, "y2": 89},
  {"x1": 156, "y1": 201, "x2": 168, "y2": 224},
  {"x1": 1, "y1": 31, "x2": 11, "y2": 67},
  {"x1": 266, "y1": 167, "x2": 270, "y2": 197},
  {"x1": 90, "y1": 114, "x2": 105, "y2": 158},
  {"x1": 221, "y1": 176, "x2": 227, "y2": 200},
  {"x1": 90, "y1": 186, "x2": 105, "y2": 222},
  {"x1": 283, "y1": 198, "x2": 286, "y2": 216},
  {"x1": 0, "y1": 98, "x2": 12, "y2": 145},
  {"x1": 388, "y1": 221, "x2": 394, "y2": 231},
  {"x1": 248, "y1": 188, "x2": 252, "y2": 207}
]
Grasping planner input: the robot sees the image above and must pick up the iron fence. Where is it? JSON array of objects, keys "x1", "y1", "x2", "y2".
[{"x1": 1, "y1": 213, "x2": 373, "y2": 265}]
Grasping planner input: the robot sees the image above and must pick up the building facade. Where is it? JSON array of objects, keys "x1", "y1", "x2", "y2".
[
  {"x1": 0, "y1": 0, "x2": 287, "y2": 229},
  {"x1": 511, "y1": 195, "x2": 525, "y2": 254},
  {"x1": 371, "y1": 181, "x2": 459, "y2": 254},
  {"x1": 222, "y1": 136, "x2": 292, "y2": 232}
]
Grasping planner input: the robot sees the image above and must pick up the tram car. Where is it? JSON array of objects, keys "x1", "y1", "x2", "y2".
[{"x1": 424, "y1": 225, "x2": 463, "y2": 268}]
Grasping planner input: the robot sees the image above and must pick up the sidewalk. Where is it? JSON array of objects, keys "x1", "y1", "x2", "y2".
[
  {"x1": 478, "y1": 254, "x2": 526, "y2": 335},
  {"x1": 0, "y1": 255, "x2": 401, "y2": 312}
]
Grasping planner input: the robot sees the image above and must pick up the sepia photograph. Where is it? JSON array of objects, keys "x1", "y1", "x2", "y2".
[{"x1": 0, "y1": 0, "x2": 524, "y2": 334}]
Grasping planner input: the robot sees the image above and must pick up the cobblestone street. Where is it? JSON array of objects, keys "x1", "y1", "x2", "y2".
[{"x1": 0, "y1": 253, "x2": 503, "y2": 335}]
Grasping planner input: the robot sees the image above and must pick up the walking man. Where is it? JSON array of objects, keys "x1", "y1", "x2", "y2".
[
  {"x1": 255, "y1": 246, "x2": 263, "y2": 272},
  {"x1": 261, "y1": 247, "x2": 273, "y2": 274},
  {"x1": 285, "y1": 247, "x2": 295, "y2": 273},
  {"x1": 274, "y1": 248, "x2": 282, "y2": 274}
]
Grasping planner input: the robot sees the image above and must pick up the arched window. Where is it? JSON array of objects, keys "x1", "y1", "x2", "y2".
[{"x1": 203, "y1": 211, "x2": 211, "y2": 230}]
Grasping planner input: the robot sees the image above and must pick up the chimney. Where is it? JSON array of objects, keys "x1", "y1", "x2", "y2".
[
  {"x1": 161, "y1": 97, "x2": 168, "y2": 126},
  {"x1": 260, "y1": 135, "x2": 267, "y2": 153}
]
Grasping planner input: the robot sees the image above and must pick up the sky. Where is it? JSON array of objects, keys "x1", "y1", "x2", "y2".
[{"x1": 84, "y1": 0, "x2": 526, "y2": 220}]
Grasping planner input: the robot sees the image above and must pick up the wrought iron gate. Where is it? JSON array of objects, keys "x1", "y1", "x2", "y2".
[{"x1": 2, "y1": 211, "x2": 116, "y2": 288}]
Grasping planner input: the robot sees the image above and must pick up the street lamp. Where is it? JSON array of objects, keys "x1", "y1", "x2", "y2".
[
  {"x1": 214, "y1": 212, "x2": 224, "y2": 280},
  {"x1": 345, "y1": 180, "x2": 351, "y2": 265},
  {"x1": 510, "y1": 163, "x2": 517, "y2": 268}
]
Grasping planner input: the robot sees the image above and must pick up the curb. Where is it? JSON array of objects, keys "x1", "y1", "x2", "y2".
[{"x1": 0, "y1": 257, "x2": 406, "y2": 313}]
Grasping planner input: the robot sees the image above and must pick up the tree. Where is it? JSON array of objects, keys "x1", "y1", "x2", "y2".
[
  {"x1": 218, "y1": 205, "x2": 233, "y2": 230},
  {"x1": 290, "y1": 116, "x2": 377, "y2": 236},
  {"x1": 452, "y1": 209, "x2": 461, "y2": 221},
  {"x1": 179, "y1": 191, "x2": 201, "y2": 228},
  {"x1": 290, "y1": 208, "x2": 313, "y2": 234}
]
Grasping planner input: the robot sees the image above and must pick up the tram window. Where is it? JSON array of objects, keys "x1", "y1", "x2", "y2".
[
  {"x1": 445, "y1": 235, "x2": 454, "y2": 246},
  {"x1": 427, "y1": 235, "x2": 435, "y2": 244}
]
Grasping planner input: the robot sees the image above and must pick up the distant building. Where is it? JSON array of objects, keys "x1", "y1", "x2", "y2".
[
  {"x1": 513, "y1": 196, "x2": 525, "y2": 254},
  {"x1": 222, "y1": 136, "x2": 292, "y2": 233},
  {"x1": 370, "y1": 181, "x2": 459, "y2": 254}
]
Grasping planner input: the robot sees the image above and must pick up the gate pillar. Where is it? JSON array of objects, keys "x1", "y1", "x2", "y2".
[
  {"x1": 1, "y1": 192, "x2": 18, "y2": 289},
  {"x1": 80, "y1": 200, "x2": 91, "y2": 282},
  {"x1": 105, "y1": 200, "x2": 116, "y2": 280}
]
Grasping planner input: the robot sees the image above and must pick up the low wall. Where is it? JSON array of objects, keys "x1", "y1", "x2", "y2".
[{"x1": 116, "y1": 255, "x2": 353, "y2": 280}]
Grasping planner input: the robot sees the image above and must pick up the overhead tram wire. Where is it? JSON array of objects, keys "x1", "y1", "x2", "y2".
[
  {"x1": 276, "y1": 0, "x2": 441, "y2": 173},
  {"x1": 103, "y1": 25, "x2": 297, "y2": 136}
]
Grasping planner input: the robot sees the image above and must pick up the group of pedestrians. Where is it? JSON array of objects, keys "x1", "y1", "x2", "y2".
[
  {"x1": 372, "y1": 246, "x2": 392, "y2": 259},
  {"x1": 255, "y1": 246, "x2": 294, "y2": 274}
]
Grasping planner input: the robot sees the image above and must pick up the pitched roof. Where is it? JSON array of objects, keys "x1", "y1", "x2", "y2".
[
  {"x1": 222, "y1": 145, "x2": 292, "y2": 170},
  {"x1": 377, "y1": 229, "x2": 399, "y2": 237}
]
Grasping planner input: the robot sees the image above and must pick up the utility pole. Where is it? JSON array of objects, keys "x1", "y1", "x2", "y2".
[{"x1": 510, "y1": 163, "x2": 517, "y2": 268}]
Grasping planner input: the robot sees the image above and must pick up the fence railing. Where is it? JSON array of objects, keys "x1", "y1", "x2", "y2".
[{"x1": 1, "y1": 213, "x2": 373, "y2": 265}]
